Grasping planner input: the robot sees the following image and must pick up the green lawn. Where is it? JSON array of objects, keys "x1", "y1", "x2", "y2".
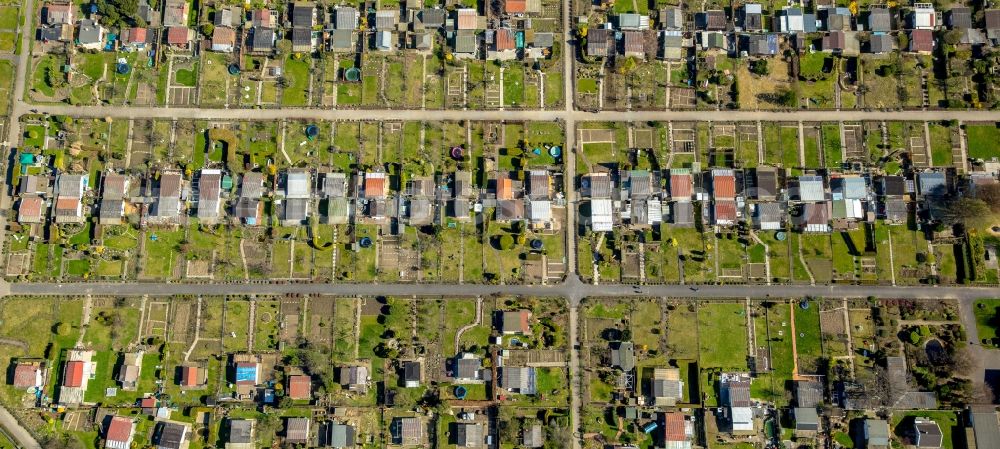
[
  {"x1": 667, "y1": 226, "x2": 709, "y2": 282},
  {"x1": 83, "y1": 350, "x2": 116, "y2": 402},
  {"x1": 362, "y1": 75, "x2": 378, "y2": 104},
  {"x1": 889, "y1": 225, "x2": 928, "y2": 284},
  {"x1": 187, "y1": 221, "x2": 228, "y2": 261},
  {"x1": 142, "y1": 229, "x2": 185, "y2": 279},
  {"x1": 799, "y1": 53, "x2": 829, "y2": 79},
  {"x1": 631, "y1": 301, "x2": 662, "y2": 351},
  {"x1": 32, "y1": 54, "x2": 61, "y2": 98},
  {"x1": 544, "y1": 70, "x2": 563, "y2": 106},
  {"x1": 803, "y1": 129, "x2": 821, "y2": 168},
  {"x1": 786, "y1": 232, "x2": 805, "y2": 281},
  {"x1": 31, "y1": 243, "x2": 52, "y2": 278},
  {"x1": 282, "y1": 56, "x2": 311, "y2": 106},
  {"x1": 589, "y1": 377, "x2": 613, "y2": 402},
  {"x1": 254, "y1": 300, "x2": 281, "y2": 350},
  {"x1": 65, "y1": 258, "x2": 90, "y2": 277},
  {"x1": 928, "y1": 123, "x2": 953, "y2": 166},
  {"x1": 330, "y1": 299, "x2": 357, "y2": 362},
  {"x1": 503, "y1": 66, "x2": 524, "y2": 107},
  {"x1": 77, "y1": 53, "x2": 108, "y2": 81},
  {"x1": 751, "y1": 303, "x2": 794, "y2": 406},
  {"x1": 779, "y1": 125, "x2": 800, "y2": 168},
  {"x1": 199, "y1": 51, "x2": 232, "y2": 106},
  {"x1": 800, "y1": 234, "x2": 833, "y2": 283},
  {"x1": 23, "y1": 125, "x2": 45, "y2": 148},
  {"x1": 0, "y1": 428, "x2": 14, "y2": 449},
  {"x1": 0, "y1": 298, "x2": 69, "y2": 356},
  {"x1": 578, "y1": 78, "x2": 598, "y2": 94},
  {"x1": 612, "y1": 0, "x2": 647, "y2": 14},
  {"x1": 358, "y1": 313, "x2": 384, "y2": 360},
  {"x1": 585, "y1": 301, "x2": 628, "y2": 319},
  {"x1": 666, "y1": 305, "x2": 698, "y2": 360},
  {"x1": 966, "y1": 124, "x2": 1000, "y2": 160},
  {"x1": 442, "y1": 299, "x2": 479, "y2": 356},
  {"x1": 831, "y1": 229, "x2": 864, "y2": 279},
  {"x1": 698, "y1": 303, "x2": 749, "y2": 369},
  {"x1": 973, "y1": 298, "x2": 1000, "y2": 346},
  {"x1": 0, "y1": 6, "x2": 19, "y2": 29},
  {"x1": 0, "y1": 30, "x2": 14, "y2": 53},
  {"x1": 84, "y1": 305, "x2": 140, "y2": 350},
  {"x1": 715, "y1": 234, "x2": 746, "y2": 270},
  {"x1": 822, "y1": 124, "x2": 842, "y2": 168},
  {"x1": 102, "y1": 225, "x2": 139, "y2": 251},
  {"x1": 794, "y1": 300, "x2": 823, "y2": 373},
  {"x1": 51, "y1": 246, "x2": 64, "y2": 278},
  {"x1": 890, "y1": 411, "x2": 958, "y2": 449},
  {"x1": 175, "y1": 68, "x2": 197, "y2": 87},
  {"x1": 96, "y1": 260, "x2": 123, "y2": 277},
  {"x1": 833, "y1": 431, "x2": 854, "y2": 448},
  {"x1": 748, "y1": 244, "x2": 766, "y2": 264},
  {"x1": 337, "y1": 78, "x2": 361, "y2": 104},
  {"x1": 936, "y1": 243, "x2": 959, "y2": 283},
  {"x1": 0, "y1": 59, "x2": 13, "y2": 111},
  {"x1": 533, "y1": 367, "x2": 567, "y2": 403},
  {"x1": 223, "y1": 299, "x2": 250, "y2": 352}
]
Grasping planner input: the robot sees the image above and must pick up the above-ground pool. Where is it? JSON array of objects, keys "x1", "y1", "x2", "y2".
[{"x1": 344, "y1": 67, "x2": 361, "y2": 82}]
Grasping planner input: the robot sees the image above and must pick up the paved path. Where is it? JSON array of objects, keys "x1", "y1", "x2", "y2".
[
  {"x1": 0, "y1": 0, "x2": 35, "y2": 266},
  {"x1": 561, "y1": 0, "x2": 582, "y2": 441},
  {"x1": 453, "y1": 297, "x2": 482, "y2": 353},
  {"x1": 75, "y1": 295, "x2": 92, "y2": 347},
  {"x1": 568, "y1": 305, "x2": 582, "y2": 446},
  {"x1": 6, "y1": 0, "x2": 33, "y2": 147},
  {"x1": 182, "y1": 296, "x2": 203, "y2": 361},
  {"x1": 0, "y1": 337, "x2": 26, "y2": 350}
]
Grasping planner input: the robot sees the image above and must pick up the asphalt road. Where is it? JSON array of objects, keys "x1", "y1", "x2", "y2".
[
  {"x1": 7, "y1": 278, "x2": 1000, "y2": 304},
  {"x1": 16, "y1": 104, "x2": 1000, "y2": 123}
]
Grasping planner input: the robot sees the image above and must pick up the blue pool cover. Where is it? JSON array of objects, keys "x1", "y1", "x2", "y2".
[{"x1": 235, "y1": 364, "x2": 257, "y2": 382}]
